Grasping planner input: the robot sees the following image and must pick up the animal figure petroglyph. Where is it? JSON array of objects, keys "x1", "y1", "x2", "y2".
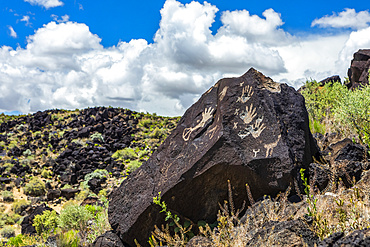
[
  {"x1": 182, "y1": 107, "x2": 214, "y2": 141},
  {"x1": 264, "y1": 134, "x2": 281, "y2": 157},
  {"x1": 234, "y1": 109, "x2": 239, "y2": 115},
  {"x1": 237, "y1": 85, "x2": 254, "y2": 103}
]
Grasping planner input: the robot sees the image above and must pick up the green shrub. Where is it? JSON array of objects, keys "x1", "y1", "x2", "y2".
[
  {"x1": 335, "y1": 84, "x2": 370, "y2": 146},
  {"x1": 33, "y1": 210, "x2": 59, "y2": 235},
  {"x1": 90, "y1": 132, "x2": 104, "y2": 143},
  {"x1": 7, "y1": 234, "x2": 42, "y2": 247},
  {"x1": 41, "y1": 168, "x2": 53, "y2": 178},
  {"x1": 86, "y1": 205, "x2": 111, "y2": 243},
  {"x1": 0, "y1": 225, "x2": 15, "y2": 238},
  {"x1": 0, "y1": 212, "x2": 21, "y2": 225},
  {"x1": 57, "y1": 229, "x2": 80, "y2": 247},
  {"x1": 126, "y1": 160, "x2": 142, "y2": 173},
  {"x1": 1, "y1": 190, "x2": 14, "y2": 202},
  {"x1": 112, "y1": 148, "x2": 138, "y2": 160},
  {"x1": 83, "y1": 169, "x2": 109, "y2": 192},
  {"x1": 0, "y1": 204, "x2": 6, "y2": 213},
  {"x1": 138, "y1": 118, "x2": 153, "y2": 129},
  {"x1": 59, "y1": 204, "x2": 93, "y2": 231},
  {"x1": 23, "y1": 177, "x2": 46, "y2": 196},
  {"x1": 22, "y1": 149, "x2": 32, "y2": 157},
  {"x1": 85, "y1": 204, "x2": 104, "y2": 217},
  {"x1": 149, "y1": 127, "x2": 165, "y2": 139},
  {"x1": 301, "y1": 80, "x2": 348, "y2": 134},
  {"x1": 12, "y1": 199, "x2": 30, "y2": 214}
]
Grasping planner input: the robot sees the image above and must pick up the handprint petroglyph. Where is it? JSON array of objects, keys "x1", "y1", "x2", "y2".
[
  {"x1": 240, "y1": 104, "x2": 257, "y2": 125},
  {"x1": 247, "y1": 119, "x2": 266, "y2": 138},
  {"x1": 237, "y1": 85, "x2": 254, "y2": 103},
  {"x1": 182, "y1": 107, "x2": 214, "y2": 141},
  {"x1": 238, "y1": 118, "x2": 266, "y2": 139}
]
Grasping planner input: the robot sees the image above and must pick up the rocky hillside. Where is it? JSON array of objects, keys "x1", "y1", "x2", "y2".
[{"x1": 0, "y1": 107, "x2": 179, "y2": 245}]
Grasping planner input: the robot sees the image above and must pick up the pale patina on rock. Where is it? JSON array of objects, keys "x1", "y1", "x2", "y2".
[{"x1": 108, "y1": 68, "x2": 319, "y2": 246}]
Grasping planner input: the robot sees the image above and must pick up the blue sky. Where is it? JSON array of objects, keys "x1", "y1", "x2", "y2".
[{"x1": 1, "y1": 0, "x2": 370, "y2": 116}]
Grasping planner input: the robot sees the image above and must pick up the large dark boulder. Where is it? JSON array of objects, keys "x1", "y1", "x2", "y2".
[
  {"x1": 108, "y1": 68, "x2": 319, "y2": 246},
  {"x1": 93, "y1": 231, "x2": 125, "y2": 247},
  {"x1": 21, "y1": 205, "x2": 53, "y2": 235},
  {"x1": 347, "y1": 49, "x2": 370, "y2": 89},
  {"x1": 246, "y1": 219, "x2": 319, "y2": 246}
]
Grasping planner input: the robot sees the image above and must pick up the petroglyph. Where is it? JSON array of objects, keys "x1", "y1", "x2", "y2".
[
  {"x1": 206, "y1": 125, "x2": 218, "y2": 139},
  {"x1": 233, "y1": 122, "x2": 238, "y2": 129},
  {"x1": 234, "y1": 109, "x2": 240, "y2": 115},
  {"x1": 182, "y1": 107, "x2": 214, "y2": 141},
  {"x1": 237, "y1": 85, "x2": 254, "y2": 103},
  {"x1": 264, "y1": 134, "x2": 281, "y2": 157},
  {"x1": 240, "y1": 104, "x2": 257, "y2": 125},
  {"x1": 219, "y1": 86, "x2": 228, "y2": 101},
  {"x1": 260, "y1": 77, "x2": 281, "y2": 93},
  {"x1": 240, "y1": 82, "x2": 244, "y2": 87},
  {"x1": 246, "y1": 120, "x2": 266, "y2": 138},
  {"x1": 238, "y1": 118, "x2": 266, "y2": 139},
  {"x1": 253, "y1": 149, "x2": 260, "y2": 157}
]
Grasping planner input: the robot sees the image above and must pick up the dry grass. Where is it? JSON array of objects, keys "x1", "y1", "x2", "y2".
[{"x1": 146, "y1": 167, "x2": 370, "y2": 247}]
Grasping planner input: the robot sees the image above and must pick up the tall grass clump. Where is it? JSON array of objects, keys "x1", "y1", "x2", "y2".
[
  {"x1": 334, "y1": 84, "x2": 370, "y2": 146},
  {"x1": 301, "y1": 80, "x2": 347, "y2": 134}
]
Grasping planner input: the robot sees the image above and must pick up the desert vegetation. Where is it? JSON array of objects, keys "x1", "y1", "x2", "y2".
[
  {"x1": 0, "y1": 73, "x2": 369, "y2": 246},
  {"x1": 0, "y1": 108, "x2": 179, "y2": 246}
]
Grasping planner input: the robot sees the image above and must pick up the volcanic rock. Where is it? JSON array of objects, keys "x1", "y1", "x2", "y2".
[
  {"x1": 186, "y1": 236, "x2": 213, "y2": 247},
  {"x1": 21, "y1": 205, "x2": 53, "y2": 235},
  {"x1": 246, "y1": 219, "x2": 319, "y2": 246},
  {"x1": 47, "y1": 189, "x2": 61, "y2": 201},
  {"x1": 319, "y1": 228, "x2": 370, "y2": 246},
  {"x1": 319, "y1": 75, "x2": 341, "y2": 86},
  {"x1": 60, "y1": 188, "x2": 80, "y2": 200},
  {"x1": 108, "y1": 68, "x2": 319, "y2": 246},
  {"x1": 93, "y1": 231, "x2": 125, "y2": 247},
  {"x1": 347, "y1": 49, "x2": 370, "y2": 89}
]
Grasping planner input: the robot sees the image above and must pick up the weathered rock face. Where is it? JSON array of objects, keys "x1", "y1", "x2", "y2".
[
  {"x1": 347, "y1": 49, "x2": 370, "y2": 89},
  {"x1": 108, "y1": 68, "x2": 319, "y2": 246}
]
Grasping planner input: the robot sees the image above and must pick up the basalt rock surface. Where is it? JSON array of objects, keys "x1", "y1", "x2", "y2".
[
  {"x1": 108, "y1": 68, "x2": 320, "y2": 246},
  {"x1": 347, "y1": 49, "x2": 370, "y2": 89}
]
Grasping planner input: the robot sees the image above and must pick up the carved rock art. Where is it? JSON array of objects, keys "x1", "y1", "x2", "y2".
[
  {"x1": 108, "y1": 68, "x2": 320, "y2": 246},
  {"x1": 264, "y1": 134, "x2": 281, "y2": 157},
  {"x1": 182, "y1": 107, "x2": 214, "y2": 141}
]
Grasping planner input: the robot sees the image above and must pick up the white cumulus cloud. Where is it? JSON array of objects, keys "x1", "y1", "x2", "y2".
[
  {"x1": 312, "y1": 8, "x2": 370, "y2": 30},
  {"x1": 24, "y1": 0, "x2": 64, "y2": 9},
  {"x1": 0, "y1": 0, "x2": 368, "y2": 116},
  {"x1": 51, "y1": 14, "x2": 70, "y2": 23},
  {"x1": 8, "y1": 26, "x2": 17, "y2": 38},
  {"x1": 20, "y1": 15, "x2": 31, "y2": 26}
]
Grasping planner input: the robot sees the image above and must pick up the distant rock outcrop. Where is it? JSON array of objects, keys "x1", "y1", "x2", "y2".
[
  {"x1": 319, "y1": 75, "x2": 341, "y2": 86},
  {"x1": 108, "y1": 68, "x2": 320, "y2": 246},
  {"x1": 347, "y1": 49, "x2": 370, "y2": 89}
]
